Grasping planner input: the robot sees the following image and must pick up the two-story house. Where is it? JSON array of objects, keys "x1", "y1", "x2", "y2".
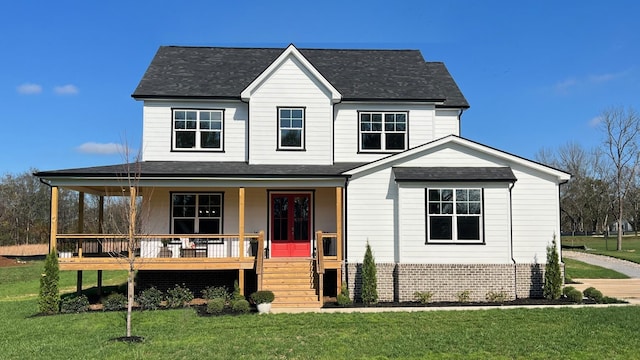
[{"x1": 36, "y1": 44, "x2": 570, "y2": 308}]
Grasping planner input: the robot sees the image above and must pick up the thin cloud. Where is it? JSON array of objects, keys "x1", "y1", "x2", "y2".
[
  {"x1": 553, "y1": 69, "x2": 630, "y2": 95},
  {"x1": 54, "y1": 84, "x2": 79, "y2": 95},
  {"x1": 17, "y1": 83, "x2": 43, "y2": 95},
  {"x1": 76, "y1": 142, "x2": 127, "y2": 155},
  {"x1": 588, "y1": 116, "x2": 602, "y2": 128}
]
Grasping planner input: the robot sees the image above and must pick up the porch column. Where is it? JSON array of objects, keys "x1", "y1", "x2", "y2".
[
  {"x1": 238, "y1": 187, "x2": 245, "y2": 295},
  {"x1": 49, "y1": 186, "x2": 59, "y2": 251},
  {"x1": 77, "y1": 192, "x2": 84, "y2": 295},
  {"x1": 97, "y1": 196, "x2": 104, "y2": 297},
  {"x1": 336, "y1": 187, "x2": 343, "y2": 291}
]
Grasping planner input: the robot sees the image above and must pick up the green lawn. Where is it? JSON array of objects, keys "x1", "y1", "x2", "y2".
[
  {"x1": 2, "y1": 260, "x2": 640, "y2": 359},
  {"x1": 563, "y1": 258, "x2": 629, "y2": 279},
  {"x1": 562, "y1": 236, "x2": 640, "y2": 264}
]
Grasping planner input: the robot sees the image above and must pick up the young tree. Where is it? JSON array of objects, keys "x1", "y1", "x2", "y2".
[
  {"x1": 543, "y1": 235, "x2": 562, "y2": 300},
  {"x1": 39, "y1": 251, "x2": 60, "y2": 314},
  {"x1": 361, "y1": 241, "x2": 378, "y2": 305},
  {"x1": 600, "y1": 106, "x2": 640, "y2": 250}
]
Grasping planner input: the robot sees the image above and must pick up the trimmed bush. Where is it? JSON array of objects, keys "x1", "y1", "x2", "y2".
[
  {"x1": 457, "y1": 290, "x2": 471, "y2": 303},
  {"x1": 250, "y1": 290, "x2": 275, "y2": 304},
  {"x1": 60, "y1": 295, "x2": 90, "y2": 313},
  {"x1": 103, "y1": 293, "x2": 127, "y2": 311},
  {"x1": 166, "y1": 284, "x2": 194, "y2": 308},
  {"x1": 206, "y1": 298, "x2": 226, "y2": 314},
  {"x1": 202, "y1": 286, "x2": 230, "y2": 302},
  {"x1": 137, "y1": 287, "x2": 163, "y2": 310},
  {"x1": 337, "y1": 281, "x2": 352, "y2": 306},
  {"x1": 232, "y1": 280, "x2": 245, "y2": 301},
  {"x1": 232, "y1": 299, "x2": 250, "y2": 314},
  {"x1": 486, "y1": 291, "x2": 508, "y2": 303},
  {"x1": 361, "y1": 242, "x2": 378, "y2": 305},
  {"x1": 583, "y1": 287, "x2": 604, "y2": 303},
  {"x1": 543, "y1": 236, "x2": 562, "y2": 300},
  {"x1": 564, "y1": 287, "x2": 583, "y2": 303},
  {"x1": 414, "y1": 291, "x2": 434, "y2": 304},
  {"x1": 39, "y1": 251, "x2": 60, "y2": 314}
]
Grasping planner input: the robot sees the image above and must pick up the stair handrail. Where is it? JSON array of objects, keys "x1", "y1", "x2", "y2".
[
  {"x1": 315, "y1": 231, "x2": 325, "y2": 303},
  {"x1": 256, "y1": 230, "x2": 265, "y2": 290}
]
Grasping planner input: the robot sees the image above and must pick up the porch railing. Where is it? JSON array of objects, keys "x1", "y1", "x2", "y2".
[
  {"x1": 55, "y1": 233, "x2": 263, "y2": 260},
  {"x1": 314, "y1": 231, "x2": 336, "y2": 303}
]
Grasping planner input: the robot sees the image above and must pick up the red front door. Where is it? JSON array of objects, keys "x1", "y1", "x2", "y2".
[{"x1": 270, "y1": 193, "x2": 311, "y2": 257}]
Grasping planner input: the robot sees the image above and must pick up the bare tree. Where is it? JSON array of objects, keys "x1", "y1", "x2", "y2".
[{"x1": 600, "y1": 106, "x2": 640, "y2": 250}]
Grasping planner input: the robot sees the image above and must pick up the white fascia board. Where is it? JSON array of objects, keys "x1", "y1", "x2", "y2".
[
  {"x1": 344, "y1": 135, "x2": 571, "y2": 182},
  {"x1": 240, "y1": 44, "x2": 342, "y2": 103}
]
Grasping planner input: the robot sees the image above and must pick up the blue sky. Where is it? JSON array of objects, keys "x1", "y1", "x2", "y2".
[{"x1": 2, "y1": 0, "x2": 639, "y2": 174}]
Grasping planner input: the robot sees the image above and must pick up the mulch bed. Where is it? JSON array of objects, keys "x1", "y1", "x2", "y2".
[
  {"x1": 322, "y1": 298, "x2": 601, "y2": 309},
  {"x1": 0, "y1": 256, "x2": 26, "y2": 268}
]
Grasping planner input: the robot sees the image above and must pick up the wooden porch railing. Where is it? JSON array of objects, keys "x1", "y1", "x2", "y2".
[
  {"x1": 314, "y1": 230, "x2": 335, "y2": 303},
  {"x1": 54, "y1": 233, "x2": 262, "y2": 260},
  {"x1": 255, "y1": 230, "x2": 265, "y2": 290}
]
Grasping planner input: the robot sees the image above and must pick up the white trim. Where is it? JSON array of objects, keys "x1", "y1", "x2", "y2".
[
  {"x1": 344, "y1": 135, "x2": 571, "y2": 182},
  {"x1": 240, "y1": 44, "x2": 341, "y2": 103}
]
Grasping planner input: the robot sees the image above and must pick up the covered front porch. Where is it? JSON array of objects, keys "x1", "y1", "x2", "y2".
[{"x1": 46, "y1": 181, "x2": 344, "y2": 306}]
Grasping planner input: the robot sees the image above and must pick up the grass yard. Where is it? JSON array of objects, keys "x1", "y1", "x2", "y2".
[
  {"x1": 562, "y1": 236, "x2": 640, "y2": 264},
  {"x1": 2, "y1": 260, "x2": 640, "y2": 359},
  {"x1": 562, "y1": 258, "x2": 629, "y2": 279}
]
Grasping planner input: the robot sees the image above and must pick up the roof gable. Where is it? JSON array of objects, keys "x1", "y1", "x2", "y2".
[
  {"x1": 240, "y1": 44, "x2": 341, "y2": 102},
  {"x1": 345, "y1": 135, "x2": 571, "y2": 183},
  {"x1": 131, "y1": 45, "x2": 469, "y2": 107}
]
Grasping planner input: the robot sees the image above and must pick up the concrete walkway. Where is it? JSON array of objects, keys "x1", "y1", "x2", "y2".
[{"x1": 563, "y1": 250, "x2": 640, "y2": 303}]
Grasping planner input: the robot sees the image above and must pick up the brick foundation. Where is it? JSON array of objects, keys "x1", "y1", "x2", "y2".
[{"x1": 346, "y1": 263, "x2": 550, "y2": 302}]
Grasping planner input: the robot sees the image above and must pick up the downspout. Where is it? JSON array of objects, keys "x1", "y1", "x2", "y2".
[
  {"x1": 508, "y1": 181, "x2": 517, "y2": 299},
  {"x1": 457, "y1": 108, "x2": 465, "y2": 136},
  {"x1": 343, "y1": 176, "x2": 349, "y2": 287}
]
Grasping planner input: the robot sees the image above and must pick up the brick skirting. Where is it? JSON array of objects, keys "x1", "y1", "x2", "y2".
[{"x1": 346, "y1": 263, "x2": 551, "y2": 302}]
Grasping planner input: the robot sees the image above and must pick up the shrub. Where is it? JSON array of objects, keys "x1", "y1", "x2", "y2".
[
  {"x1": 232, "y1": 299, "x2": 250, "y2": 314},
  {"x1": 250, "y1": 290, "x2": 275, "y2": 304},
  {"x1": 583, "y1": 287, "x2": 604, "y2": 303},
  {"x1": 336, "y1": 281, "x2": 352, "y2": 306},
  {"x1": 486, "y1": 291, "x2": 508, "y2": 303},
  {"x1": 39, "y1": 251, "x2": 60, "y2": 314},
  {"x1": 232, "y1": 280, "x2": 245, "y2": 301},
  {"x1": 166, "y1": 284, "x2": 194, "y2": 308},
  {"x1": 206, "y1": 298, "x2": 226, "y2": 314},
  {"x1": 60, "y1": 295, "x2": 90, "y2": 313},
  {"x1": 543, "y1": 235, "x2": 562, "y2": 300},
  {"x1": 202, "y1": 286, "x2": 230, "y2": 302},
  {"x1": 137, "y1": 287, "x2": 163, "y2": 310},
  {"x1": 103, "y1": 293, "x2": 127, "y2": 311},
  {"x1": 564, "y1": 287, "x2": 583, "y2": 303},
  {"x1": 601, "y1": 296, "x2": 622, "y2": 304},
  {"x1": 361, "y1": 242, "x2": 378, "y2": 305},
  {"x1": 457, "y1": 290, "x2": 471, "y2": 303},
  {"x1": 413, "y1": 291, "x2": 433, "y2": 304}
]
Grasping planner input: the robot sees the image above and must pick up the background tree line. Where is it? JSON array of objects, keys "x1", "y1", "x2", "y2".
[
  {"x1": 536, "y1": 106, "x2": 640, "y2": 250},
  {"x1": 0, "y1": 169, "x2": 131, "y2": 247}
]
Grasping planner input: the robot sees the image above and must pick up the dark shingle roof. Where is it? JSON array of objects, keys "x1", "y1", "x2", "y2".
[
  {"x1": 132, "y1": 46, "x2": 469, "y2": 107},
  {"x1": 35, "y1": 161, "x2": 365, "y2": 178},
  {"x1": 393, "y1": 167, "x2": 517, "y2": 182}
]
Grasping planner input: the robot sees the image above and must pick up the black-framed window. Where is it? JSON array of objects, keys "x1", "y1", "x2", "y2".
[
  {"x1": 278, "y1": 107, "x2": 304, "y2": 150},
  {"x1": 173, "y1": 109, "x2": 223, "y2": 151},
  {"x1": 359, "y1": 112, "x2": 407, "y2": 152},
  {"x1": 426, "y1": 188, "x2": 483, "y2": 243},
  {"x1": 171, "y1": 193, "x2": 223, "y2": 242}
]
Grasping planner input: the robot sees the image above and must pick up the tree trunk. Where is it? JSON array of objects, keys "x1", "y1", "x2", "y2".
[{"x1": 617, "y1": 198, "x2": 623, "y2": 251}]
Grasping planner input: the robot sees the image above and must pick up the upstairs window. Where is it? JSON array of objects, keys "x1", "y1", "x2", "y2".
[
  {"x1": 426, "y1": 188, "x2": 483, "y2": 243},
  {"x1": 359, "y1": 112, "x2": 407, "y2": 152},
  {"x1": 278, "y1": 107, "x2": 305, "y2": 150},
  {"x1": 173, "y1": 109, "x2": 224, "y2": 151}
]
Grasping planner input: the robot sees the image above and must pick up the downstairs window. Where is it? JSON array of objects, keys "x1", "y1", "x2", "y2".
[{"x1": 426, "y1": 188, "x2": 483, "y2": 243}]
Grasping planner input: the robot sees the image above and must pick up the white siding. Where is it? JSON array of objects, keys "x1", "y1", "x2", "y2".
[
  {"x1": 346, "y1": 141, "x2": 562, "y2": 266},
  {"x1": 398, "y1": 182, "x2": 511, "y2": 264},
  {"x1": 248, "y1": 56, "x2": 333, "y2": 165},
  {"x1": 141, "y1": 100, "x2": 248, "y2": 162},
  {"x1": 334, "y1": 104, "x2": 461, "y2": 163}
]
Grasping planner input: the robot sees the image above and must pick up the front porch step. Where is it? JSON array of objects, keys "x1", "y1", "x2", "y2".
[{"x1": 260, "y1": 258, "x2": 321, "y2": 309}]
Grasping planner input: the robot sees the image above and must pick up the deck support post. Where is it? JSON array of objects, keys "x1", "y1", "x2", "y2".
[
  {"x1": 76, "y1": 271, "x2": 83, "y2": 295},
  {"x1": 238, "y1": 270, "x2": 245, "y2": 296},
  {"x1": 97, "y1": 270, "x2": 103, "y2": 297},
  {"x1": 50, "y1": 186, "x2": 59, "y2": 252}
]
